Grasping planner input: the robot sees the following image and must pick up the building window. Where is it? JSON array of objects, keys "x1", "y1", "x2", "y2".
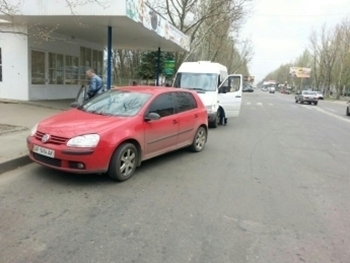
[
  {"x1": 0, "y1": 48, "x2": 2, "y2": 82},
  {"x1": 49, "y1": 53, "x2": 76, "y2": 85},
  {"x1": 48, "y1": 53, "x2": 56, "y2": 84},
  {"x1": 80, "y1": 46, "x2": 103, "y2": 85},
  {"x1": 31, "y1": 50, "x2": 46, "y2": 85},
  {"x1": 65, "y1": 55, "x2": 79, "y2": 85}
]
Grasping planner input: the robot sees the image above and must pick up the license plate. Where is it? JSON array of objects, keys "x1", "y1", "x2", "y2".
[{"x1": 33, "y1": 145, "x2": 55, "y2": 158}]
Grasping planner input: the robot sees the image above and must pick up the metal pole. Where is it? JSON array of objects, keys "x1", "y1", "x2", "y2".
[
  {"x1": 107, "y1": 26, "x2": 112, "y2": 90},
  {"x1": 156, "y1": 47, "x2": 161, "y2": 86}
]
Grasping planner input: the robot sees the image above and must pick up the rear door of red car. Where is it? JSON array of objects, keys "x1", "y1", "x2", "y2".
[
  {"x1": 143, "y1": 93, "x2": 179, "y2": 159},
  {"x1": 173, "y1": 91, "x2": 199, "y2": 148}
]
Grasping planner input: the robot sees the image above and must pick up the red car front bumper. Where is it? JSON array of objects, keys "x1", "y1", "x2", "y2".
[{"x1": 27, "y1": 136, "x2": 110, "y2": 174}]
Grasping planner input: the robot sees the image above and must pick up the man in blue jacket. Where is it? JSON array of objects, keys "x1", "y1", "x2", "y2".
[{"x1": 86, "y1": 68, "x2": 103, "y2": 99}]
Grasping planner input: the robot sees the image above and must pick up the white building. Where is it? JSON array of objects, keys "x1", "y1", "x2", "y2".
[{"x1": 0, "y1": 0, "x2": 189, "y2": 101}]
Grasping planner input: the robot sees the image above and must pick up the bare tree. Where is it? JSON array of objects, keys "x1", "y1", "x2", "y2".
[
  {"x1": 332, "y1": 19, "x2": 350, "y2": 98},
  {"x1": 150, "y1": 0, "x2": 253, "y2": 70}
]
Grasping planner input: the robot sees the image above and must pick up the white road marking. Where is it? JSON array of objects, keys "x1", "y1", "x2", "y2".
[
  {"x1": 257, "y1": 102, "x2": 262, "y2": 106},
  {"x1": 313, "y1": 106, "x2": 350, "y2": 124},
  {"x1": 324, "y1": 108, "x2": 336, "y2": 112}
]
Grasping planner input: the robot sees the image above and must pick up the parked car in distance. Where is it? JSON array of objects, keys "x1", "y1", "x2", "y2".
[
  {"x1": 295, "y1": 90, "x2": 318, "y2": 105},
  {"x1": 314, "y1": 91, "x2": 324, "y2": 100},
  {"x1": 346, "y1": 101, "x2": 350, "y2": 116},
  {"x1": 243, "y1": 86, "x2": 254, "y2": 92},
  {"x1": 269, "y1": 87, "x2": 275, "y2": 94},
  {"x1": 27, "y1": 87, "x2": 209, "y2": 182}
]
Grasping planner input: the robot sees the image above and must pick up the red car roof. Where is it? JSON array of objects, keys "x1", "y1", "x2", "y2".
[{"x1": 114, "y1": 86, "x2": 189, "y2": 94}]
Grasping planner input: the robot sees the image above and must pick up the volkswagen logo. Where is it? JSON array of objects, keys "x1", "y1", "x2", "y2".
[{"x1": 42, "y1": 134, "x2": 50, "y2": 143}]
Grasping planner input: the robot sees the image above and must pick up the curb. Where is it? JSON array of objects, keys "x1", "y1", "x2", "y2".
[
  {"x1": 0, "y1": 155, "x2": 32, "y2": 175},
  {"x1": 0, "y1": 99, "x2": 71, "y2": 111}
]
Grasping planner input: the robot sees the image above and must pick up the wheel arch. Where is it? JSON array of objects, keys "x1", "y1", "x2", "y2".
[{"x1": 111, "y1": 139, "x2": 143, "y2": 167}]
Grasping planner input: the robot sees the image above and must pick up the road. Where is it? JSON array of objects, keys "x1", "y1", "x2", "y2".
[{"x1": 1, "y1": 90, "x2": 349, "y2": 263}]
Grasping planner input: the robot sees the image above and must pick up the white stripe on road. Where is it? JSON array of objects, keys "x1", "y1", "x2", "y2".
[
  {"x1": 257, "y1": 102, "x2": 262, "y2": 106},
  {"x1": 324, "y1": 108, "x2": 336, "y2": 112},
  {"x1": 313, "y1": 106, "x2": 350, "y2": 124}
]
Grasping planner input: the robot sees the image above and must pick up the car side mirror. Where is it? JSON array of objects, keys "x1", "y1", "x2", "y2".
[
  {"x1": 144, "y1": 112, "x2": 161, "y2": 121},
  {"x1": 70, "y1": 102, "x2": 81, "y2": 108}
]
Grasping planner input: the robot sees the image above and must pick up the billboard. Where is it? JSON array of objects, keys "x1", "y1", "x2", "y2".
[
  {"x1": 244, "y1": 76, "x2": 255, "y2": 82},
  {"x1": 289, "y1": 67, "x2": 311, "y2": 78}
]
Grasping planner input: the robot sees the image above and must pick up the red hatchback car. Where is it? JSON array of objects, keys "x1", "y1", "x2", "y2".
[{"x1": 27, "y1": 86, "x2": 208, "y2": 182}]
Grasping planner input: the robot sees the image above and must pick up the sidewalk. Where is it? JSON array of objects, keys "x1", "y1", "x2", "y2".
[{"x1": 0, "y1": 99, "x2": 74, "y2": 175}]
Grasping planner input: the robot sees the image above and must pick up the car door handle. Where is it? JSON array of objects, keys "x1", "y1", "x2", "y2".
[
  {"x1": 173, "y1": 120, "x2": 178, "y2": 124},
  {"x1": 235, "y1": 95, "x2": 241, "y2": 98},
  {"x1": 194, "y1": 114, "x2": 198, "y2": 118}
]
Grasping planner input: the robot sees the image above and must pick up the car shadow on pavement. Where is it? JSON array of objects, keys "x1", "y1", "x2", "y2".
[{"x1": 31, "y1": 148, "x2": 192, "y2": 186}]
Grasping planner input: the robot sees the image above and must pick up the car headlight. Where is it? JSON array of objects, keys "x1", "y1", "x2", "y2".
[
  {"x1": 205, "y1": 105, "x2": 213, "y2": 113},
  {"x1": 30, "y1": 123, "x2": 38, "y2": 136},
  {"x1": 67, "y1": 134, "x2": 100, "y2": 147}
]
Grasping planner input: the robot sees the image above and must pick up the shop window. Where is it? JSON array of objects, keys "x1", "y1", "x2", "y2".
[
  {"x1": 65, "y1": 55, "x2": 79, "y2": 85},
  {"x1": 80, "y1": 46, "x2": 104, "y2": 85},
  {"x1": 0, "y1": 48, "x2": 2, "y2": 82},
  {"x1": 56, "y1": 54, "x2": 64, "y2": 84},
  {"x1": 31, "y1": 50, "x2": 45, "y2": 85},
  {"x1": 48, "y1": 53, "x2": 56, "y2": 84}
]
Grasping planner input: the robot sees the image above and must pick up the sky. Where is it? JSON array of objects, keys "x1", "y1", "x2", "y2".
[{"x1": 240, "y1": 0, "x2": 350, "y2": 83}]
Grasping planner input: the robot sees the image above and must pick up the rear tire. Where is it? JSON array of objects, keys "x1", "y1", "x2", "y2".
[
  {"x1": 346, "y1": 107, "x2": 350, "y2": 116},
  {"x1": 108, "y1": 143, "x2": 138, "y2": 182},
  {"x1": 190, "y1": 126, "x2": 207, "y2": 152},
  {"x1": 314, "y1": 101, "x2": 318, "y2": 106}
]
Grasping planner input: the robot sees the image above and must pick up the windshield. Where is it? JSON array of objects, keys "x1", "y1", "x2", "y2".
[
  {"x1": 173, "y1": 73, "x2": 218, "y2": 91},
  {"x1": 80, "y1": 90, "x2": 152, "y2": 117},
  {"x1": 302, "y1": 91, "x2": 316, "y2": 95}
]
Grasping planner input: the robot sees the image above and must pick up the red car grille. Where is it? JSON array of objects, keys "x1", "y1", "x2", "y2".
[
  {"x1": 33, "y1": 153, "x2": 62, "y2": 167},
  {"x1": 35, "y1": 131, "x2": 68, "y2": 145}
]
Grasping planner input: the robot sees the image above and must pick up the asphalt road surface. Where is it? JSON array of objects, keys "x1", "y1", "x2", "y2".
[{"x1": 1, "y1": 90, "x2": 349, "y2": 263}]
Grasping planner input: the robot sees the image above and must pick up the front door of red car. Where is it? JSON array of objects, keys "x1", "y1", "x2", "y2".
[
  {"x1": 173, "y1": 92, "x2": 199, "y2": 148},
  {"x1": 143, "y1": 93, "x2": 178, "y2": 159}
]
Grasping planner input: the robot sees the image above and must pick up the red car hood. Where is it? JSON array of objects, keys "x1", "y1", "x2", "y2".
[{"x1": 37, "y1": 109, "x2": 134, "y2": 137}]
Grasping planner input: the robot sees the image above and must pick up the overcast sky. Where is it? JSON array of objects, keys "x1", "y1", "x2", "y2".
[{"x1": 241, "y1": 0, "x2": 350, "y2": 83}]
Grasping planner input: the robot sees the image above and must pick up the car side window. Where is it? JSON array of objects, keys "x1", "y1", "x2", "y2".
[
  {"x1": 148, "y1": 93, "x2": 174, "y2": 117},
  {"x1": 219, "y1": 76, "x2": 240, "y2": 93},
  {"x1": 174, "y1": 92, "x2": 197, "y2": 113}
]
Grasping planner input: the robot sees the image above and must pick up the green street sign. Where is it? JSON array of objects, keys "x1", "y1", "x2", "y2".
[{"x1": 163, "y1": 60, "x2": 175, "y2": 76}]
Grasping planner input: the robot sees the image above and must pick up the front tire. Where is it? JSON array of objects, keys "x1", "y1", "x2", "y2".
[
  {"x1": 108, "y1": 143, "x2": 138, "y2": 182},
  {"x1": 190, "y1": 126, "x2": 207, "y2": 152},
  {"x1": 346, "y1": 107, "x2": 350, "y2": 116},
  {"x1": 314, "y1": 101, "x2": 318, "y2": 106},
  {"x1": 209, "y1": 113, "x2": 218, "y2": 128}
]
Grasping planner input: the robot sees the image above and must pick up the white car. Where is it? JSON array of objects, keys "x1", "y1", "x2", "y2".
[
  {"x1": 269, "y1": 87, "x2": 275, "y2": 94},
  {"x1": 315, "y1": 91, "x2": 324, "y2": 100}
]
